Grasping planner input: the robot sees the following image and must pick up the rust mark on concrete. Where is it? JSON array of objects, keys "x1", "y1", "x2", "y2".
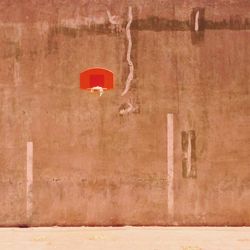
[{"x1": 182, "y1": 130, "x2": 197, "y2": 178}]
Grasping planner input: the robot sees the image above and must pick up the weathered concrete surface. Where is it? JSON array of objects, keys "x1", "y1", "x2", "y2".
[
  {"x1": 0, "y1": 227, "x2": 250, "y2": 250},
  {"x1": 0, "y1": 1, "x2": 249, "y2": 226}
]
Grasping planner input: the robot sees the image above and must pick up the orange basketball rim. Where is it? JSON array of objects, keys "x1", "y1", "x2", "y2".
[{"x1": 80, "y1": 68, "x2": 114, "y2": 96}]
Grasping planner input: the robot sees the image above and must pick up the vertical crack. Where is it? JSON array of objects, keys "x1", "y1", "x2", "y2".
[{"x1": 121, "y1": 6, "x2": 134, "y2": 97}]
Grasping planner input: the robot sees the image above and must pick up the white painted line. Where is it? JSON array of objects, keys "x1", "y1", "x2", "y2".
[
  {"x1": 195, "y1": 10, "x2": 200, "y2": 32},
  {"x1": 26, "y1": 142, "x2": 33, "y2": 221},
  {"x1": 121, "y1": 6, "x2": 134, "y2": 96},
  {"x1": 167, "y1": 113, "x2": 174, "y2": 220}
]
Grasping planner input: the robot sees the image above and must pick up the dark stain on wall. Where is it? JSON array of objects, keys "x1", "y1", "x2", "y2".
[
  {"x1": 131, "y1": 17, "x2": 190, "y2": 31},
  {"x1": 46, "y1": 15, "x2": 250, "y2": 54},
  {"x1": 182, "y1": 130, "x2": 197, "y2": 178},
  {"x1": 190, "y1": 8, "x2": 206, "y2": 32},
  {"x1": 190, "y1": 8, "x2": 205, "y2": 44},
  {"x1": 191, "y1": 30, "x2": 205, "y2": 45}
]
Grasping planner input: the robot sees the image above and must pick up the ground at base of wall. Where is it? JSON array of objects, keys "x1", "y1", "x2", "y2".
[{"x1": 0, "y1": 227, "x2": 249, "y2": 250}]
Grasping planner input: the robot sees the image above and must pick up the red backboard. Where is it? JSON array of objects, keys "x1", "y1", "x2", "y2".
[{"x1": 80, "y1": 68, "x2": 114, "y2": 91}]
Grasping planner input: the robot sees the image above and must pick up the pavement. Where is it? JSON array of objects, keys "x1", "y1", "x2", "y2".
[{"x1": 0, "y1": 227, "x2": 250, "y2": 250}]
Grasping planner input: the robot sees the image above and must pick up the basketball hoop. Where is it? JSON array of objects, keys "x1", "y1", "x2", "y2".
[{"x1": 80, "y1": 68, "x2": 114, "y2": 96}]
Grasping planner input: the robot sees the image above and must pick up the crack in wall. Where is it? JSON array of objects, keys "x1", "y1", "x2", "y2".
[
  {"x1": 119, "y1": 99, "x2": 139, "y2": 115},
  {"x1": 121, "y1": 6, "x2": 134, "y2": 97},
  {"x1": 106, "y1": 9, "x2": 123, "y2": 32}
]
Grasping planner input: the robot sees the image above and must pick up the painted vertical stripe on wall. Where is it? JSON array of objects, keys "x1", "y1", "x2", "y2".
[
  {"x1": 167, "y1": 113, "x2": 174, "y2": 220},
  {"x1": 26, "y1": 141, "x2": 33, "y2": 221},
  {"x1": 195, "y1": 10, "x2": 200, "y2": 32}
]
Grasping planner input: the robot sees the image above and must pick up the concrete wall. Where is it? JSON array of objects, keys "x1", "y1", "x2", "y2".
[{"x1": 0, "y1": 0, "x2": 249, "y2": 226}]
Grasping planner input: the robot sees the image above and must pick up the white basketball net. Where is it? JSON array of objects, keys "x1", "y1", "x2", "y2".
[{"x1": 89, "y1": 86, "x2": 107, "y2": 96}]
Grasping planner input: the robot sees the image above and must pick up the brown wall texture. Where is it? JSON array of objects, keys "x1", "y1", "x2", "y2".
[{"x1": 0, "y1": 0, "x2": 249, "y2": 226}]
